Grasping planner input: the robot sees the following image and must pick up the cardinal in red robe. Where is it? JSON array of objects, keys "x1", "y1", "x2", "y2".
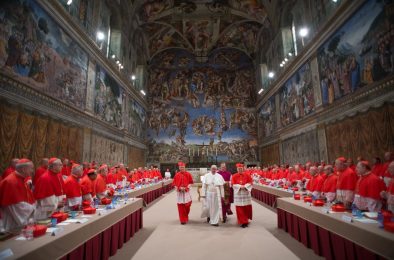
[
  {"x1": 2, "y1": 158, "x2": 19, "y2": 180},
  {"x1": 381, "y1": 152, "x2": 393, "y2": 187},
  {"x1": 335, "y1": 157, "x2": 358, "y2": 209},
  {"x1": 173, "y1": 162, "x2": 193, "y2": 225},
  {"x1": 0, "y1": 159, "x2": 35, "y2": 231},
  {"x1": 61, "y1": 158, "x2": 71, "y2": 178},
  {"x1": 380, "y1": 162, "x2": 394, "y2": 212},
  {"x1": 371, "y1": 157, "x2": 384, "y2": 177},
  {"x1": 96, "y1": 164, "x2": 110, "y2": 199},
  {"x1": 231, "y1": 163, "x2": 253, "y2": 228},
  {"x1": 321, "y1": 165, "x2": 338, "y2": 202},
  {"x1": 33, "y1": 158, "x2": 48, "y2": 185},
  {"x1": 354, "y1": 161, "x2": 386, "y2": 212},
  {"x1": 34, "y1": 158, "x2": 65, "y2": 220},
  {"x1": 80, "y1": 169, "x2": 97, "y2": 202},
  {"x1": 82, "y1": 162, "x2": 90, "y2": 176},
  {"x1": 64, "y1": 164, "x2": 83, "y2": 210},
  {"x1": 116, "y1": 164, "x2": 128, "y2": 182},
  {"x1": 306, "y1": 166, "x2": 324, "y2": 198}
]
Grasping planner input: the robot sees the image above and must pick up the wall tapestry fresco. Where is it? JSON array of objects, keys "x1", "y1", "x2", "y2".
[
  {"x1": 90, "y1": 133, "x2": 124, "y2": 166},
  {"x1": 258, "y1": 95, "x2": 276, "y2": 140},
  {"x1": 279, "y1": 61, "x2": 315, "y2": 127},
  {"x1": 94, "y1": 65, "x2": 123, "y2": 128},
  {"x1": 147, "y1": 48, "x2": 257, "y2": 163},
  {"x1": 0, "y1": 0, "x2": 88, "y2": 109},
  {"x1": 318, "y1": 0, "x2": 393, "y2": 105}
]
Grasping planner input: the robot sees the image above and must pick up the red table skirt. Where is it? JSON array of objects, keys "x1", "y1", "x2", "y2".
[
  {"x1": 162, "y1": 184, "x2": 174, "y2": 194},
  {"x1": 277, "y1": 208, "x2": 386, "y2": 260},
  {"x1": 60, "y1": 208, "x2": 143, "y2": 260},
  {"x1": 251, "y1": 188, "x2": 278, "y2": 208}
]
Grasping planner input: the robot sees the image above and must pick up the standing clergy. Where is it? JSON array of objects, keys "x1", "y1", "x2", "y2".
[
  {"x1": 201, "y1": 165, "x2": 225, "y2": 226},
  {"x1": 218, "y1": 162, "x2": 233, "y2": 222},
  {"x1": 63, "y1": 164, "x2": 83, "y2": 210},
  {"x1": 231, "y1": 163, "x2": 253, "y2": 228},
  {"x1": 381, "y1": 161, "x2": 394, "y2": 212},
  {"x1": 2, "y1": 158, "x2": 19, "y2": 180},
  {"x1": 0, "y1": 159, "x2": 35, "y2": 231},
  {"x1": 336, "y1": 157, "x2": 358, "y2": 209},
  {"x1": 80, "y1": 169, "x2": 97, "y2": 202},
  {"x1": 96, "y1": 164, "x2": 110, "y2": 199},
  {"x1": 172, "y1": 162, "x2": 193, "y2": 225},
  {"x1": 354, "y1": 161, "x2": 386, "y2": 212},
  {"x1": 321, "y1": 165, "x2": 338, "y2": 203},
  {"x1": 33, "y1": 158, "x2": 48, "y2": 185},
  {"x1": 34, "y1": 158, "x2": 65, "y2": 220}
]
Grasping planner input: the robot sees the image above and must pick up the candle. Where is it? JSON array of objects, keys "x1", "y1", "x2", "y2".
[
  {"x1": 215, "y1": 147, "x2": 217, "y2": 156},
  {"x1": 188, "y1": 148, "x2": 191, "y2": 156}
]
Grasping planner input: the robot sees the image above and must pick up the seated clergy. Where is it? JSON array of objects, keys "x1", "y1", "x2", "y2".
[
  {"x1": 34, "y1": 158, "x2": 65, "y2": 220},
  {"x1": 80, "y1": 169, "x2": 97, "y2": 202},
  {"x1": 321, "y1": 165, "x2": 338, "y2": 203},
  {"x1": 0, "y1": 159, "x2": 35, "y2": 231},
  {"x1": 354, "y1": 161, "x2": 386, "y2": 212},
  {"x1": 64, "y1": 164, "x2": 83, "y2": 210}
]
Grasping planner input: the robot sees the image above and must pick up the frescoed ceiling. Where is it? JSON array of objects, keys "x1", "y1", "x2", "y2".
[{"x1": 135, "y1": 0, "x2": 272, "y2": 60}]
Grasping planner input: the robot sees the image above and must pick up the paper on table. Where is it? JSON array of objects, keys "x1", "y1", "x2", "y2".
[
  {"x1": 0, "y1": 248, "x2": 14, "y2": 258},
  {"x1": 80, "y1": 215, "x2": 93, "y2": 218},
  {"x1": 354, "y1": 217, "x2": 378, "y2": 224},
  {"x1": 46, "y1": 227, "x2": 59, "y2": 233},
  {"x1": 15, "y1": 236, "x2": 26, "y2": 241},
  {"x1": 363, "y1": 212, "x2": 378, "y2": 219},
  {"x1": 57, "y1": 222, "x2": 71, "y2": 226},
  {"x1": 76, "y1": 218, "x2": 89, "y2": 224},
  {"x1": 64, "y1": 219, "x2": 79, "y2": 223}
]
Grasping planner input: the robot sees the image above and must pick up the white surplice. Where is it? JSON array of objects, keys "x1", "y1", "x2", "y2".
[
  {"x1": 201, "y1": 172, "x2": 225, "y2": 225},
  {"x1": 1, "y1": 202, "x2": 36, "y2": 232}
]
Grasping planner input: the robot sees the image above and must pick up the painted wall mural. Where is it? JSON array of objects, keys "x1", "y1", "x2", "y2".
[
  {"x1": 258, "y1": 95, "x2": 276, "y2": 140},
  {"x1": 126, "y1": 98, "x2": 146, "y2": 140},
  {"x1": 0, "y1": 0, "x2": 88, "y2": 109},
  {"x1": 94, "y1": 65, "x2": 123, "y2": 128},
  {"x1": 318, "y1": 0, "x2": 394, "y2": 106},
  {"x1": 147, "y1": 48, "x2": 257, "y2": 163},
  {"x1": 217, "y1": 21, "x2": 260, "y2": 57},
  {"x1": 279, "y1": 62, "x2": 315, "y2": 127}
]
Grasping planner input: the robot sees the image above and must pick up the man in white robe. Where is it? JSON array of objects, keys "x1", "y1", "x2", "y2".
[{"x1": 201, "y1": 165, "x2": 225, "y2": 226}]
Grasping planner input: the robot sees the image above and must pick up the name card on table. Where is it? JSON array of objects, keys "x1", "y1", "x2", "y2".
[
  {"x1": 341, "y1": 215, "x2": 353, "y2": 223},
  {"x1": 0, "y1": 248, "x2": 13, "y2": 258}
]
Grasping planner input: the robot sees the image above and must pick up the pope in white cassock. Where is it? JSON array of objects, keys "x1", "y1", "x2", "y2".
[{"x1": 201, "y1": 165, "x2": 225, "y2": 226}]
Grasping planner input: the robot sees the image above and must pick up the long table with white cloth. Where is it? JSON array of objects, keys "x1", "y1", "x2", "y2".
[{"x1": 277, "y1": 197, "x2": 394, "y2": 260}]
